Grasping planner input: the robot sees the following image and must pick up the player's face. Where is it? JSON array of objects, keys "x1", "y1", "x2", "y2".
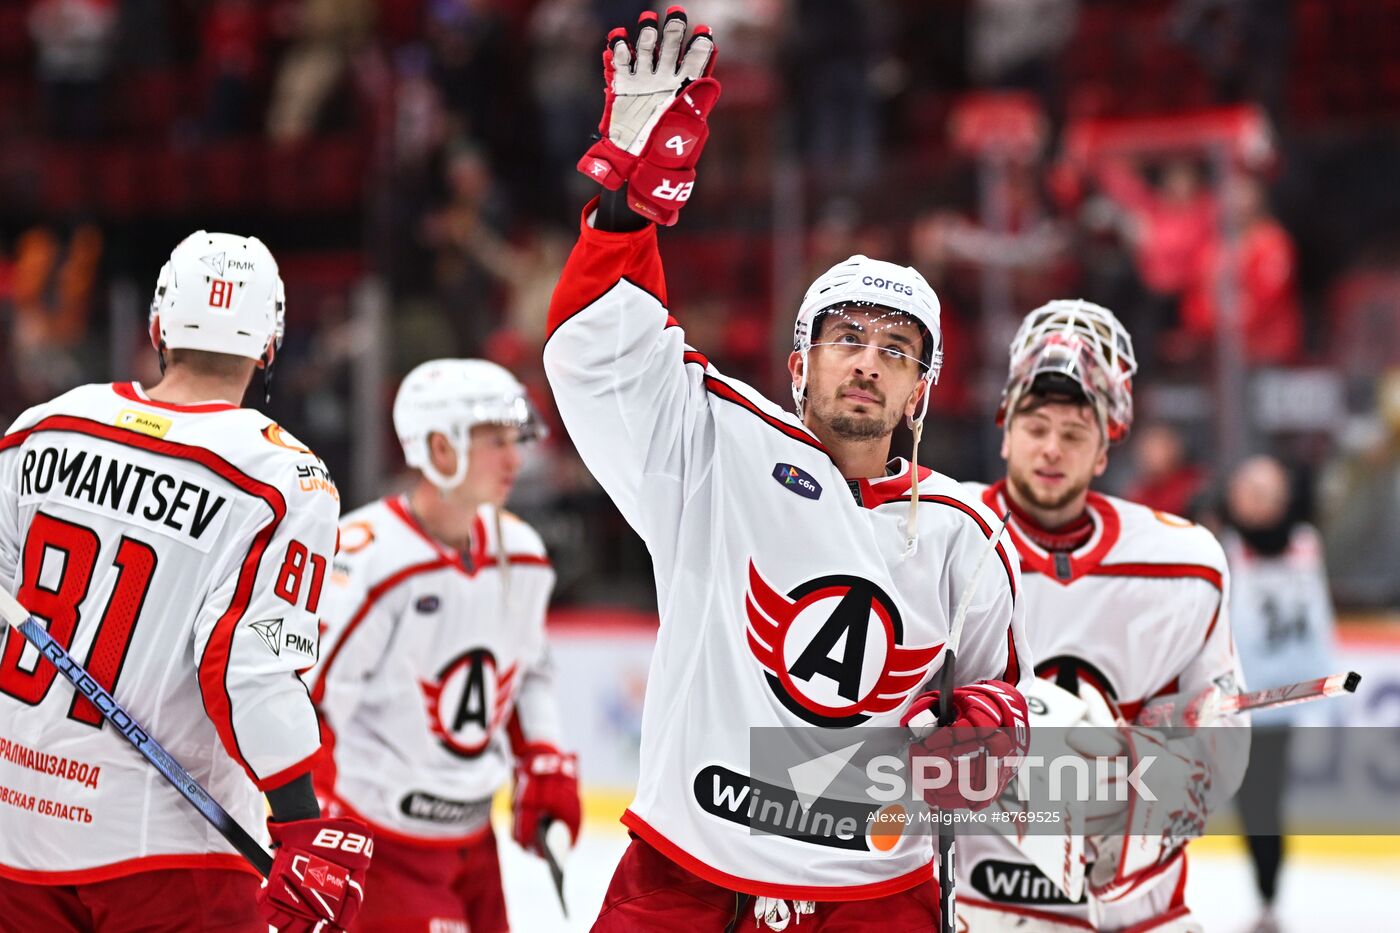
[
  {"x1": 1002, "y1": 400, "x2": 1107, "y2": 515},
  {"x1": 791, "y1": 310, "x2": 927, "y2": 441},
  {"x1": 460, "y1": 423, "x2": 524, "y2": 508}
]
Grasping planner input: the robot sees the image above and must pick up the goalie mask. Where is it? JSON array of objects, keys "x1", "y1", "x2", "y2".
[
  {"x1": 792, "y1": 254, "x2": 943, "y2": 423},
  {"x1": 393, "y1": 359, "x2": 546, "y2": 492},
  {"x1": 997, "y1": 299, "x2": 1138, "y2": 444}
]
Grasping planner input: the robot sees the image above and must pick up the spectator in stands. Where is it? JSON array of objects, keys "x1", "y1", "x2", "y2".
[
  {"x1": 266, "y1": 0, "x2": 373, "y2": 142},
  {"x1": 425, "y1": 0, "x2": 512, "y2": 164},
  {"x1": 1123, "y1": 421, "x2": 1208, "y2": 517},
  {"x1": 201, "y1": 0, "x2": 265, "y2": 137},
  {"x1": 787, "y1": 0, "x2": 884, "y2": 190},
  {"x1": 969, "y1": 0, "x2": 1078, "y2": 123},
  {"x1": 528, "y1": 0, "x2": 602, "y2": 205},
  {"x1": 28, "y1": 0, "x2": 118, "y2": 139},
  {"x1": 419, "y1": 146, "x2": 515, "y2": 356},
  {"x1": 1220, "y1": 454, "x2": 1337, "y2": 933},
  {"x1": 1093, "y1": 156, "x2": 1216, "y2": 370},
  {"x1": 1320, "y1": 369, "x2": 1400, "y2": 608},
  {"x1": 1178, "y1": 174, "x2": 1302, "y2": 366}
]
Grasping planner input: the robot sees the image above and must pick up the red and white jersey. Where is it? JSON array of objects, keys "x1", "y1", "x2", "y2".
[
  {"x1": 958, "y1": 479, "x2": 1246, "y2": 925},
  {"x1": 306, "y1": 496, "x2": 558, "y2": 846},
  {"x1": 0, "y1": 382, "x2": 338, "y2": 883},
  {"x1": 542, "y1": 211, "x2": 1031, "y2": 900}
]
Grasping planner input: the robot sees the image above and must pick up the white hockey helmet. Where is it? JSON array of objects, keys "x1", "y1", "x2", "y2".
[
  {"x1": 792, "y1": 254, "x2": 943, "y2": 419},
  {"x1": 997, "y1": 299, "x2": 1138, "y2": 443},
  {"x1": 393, "y1": 359, "x2": 546, "y2": 491},
  {"x1": 148, "y1": 231, "x2": 285, "y2": 363}
]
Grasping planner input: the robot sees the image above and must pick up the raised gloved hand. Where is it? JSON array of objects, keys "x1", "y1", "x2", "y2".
[
  {"x1": 512, "y1": 743, "x2": 581, "y2": 857},
  {"x1": 902, "y1": 680, "x2": 1030, "y2": 812},
  {"x1": 257, "y1": 817, "x2": 373, "y2": 933},
  {"x1": 577, "y1": 6, "x2": 719, "y2": 225}
]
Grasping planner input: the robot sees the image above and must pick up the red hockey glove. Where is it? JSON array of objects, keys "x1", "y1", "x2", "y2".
[
  {"x1": 512, "y1": 743, "x2": 581, "y2": 856},
  {"x1": 901, "y1": 681, "x2": 1030, "y2": 812},
  {"x1": 577, "y1": 6, "x2": 720, "y2": 225},
  {"x1": 257, "y1": 818, "x2": 373, "y2": 933}
]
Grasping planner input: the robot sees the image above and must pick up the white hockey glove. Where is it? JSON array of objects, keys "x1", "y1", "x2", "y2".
[{"x1": 577, "y1": 6, "x2": 719, "y2": 225}]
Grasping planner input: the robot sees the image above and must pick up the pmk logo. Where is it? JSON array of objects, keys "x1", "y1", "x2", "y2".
[
  {"x1": 420, "y1": 648, "x2": 518, "y2": 759},
  {"x1": 772, "y1": 463, "x2": 821, "y2": 500},
  {"x1": 745, "y1": 561, "x2": 943, "y2": 727}
]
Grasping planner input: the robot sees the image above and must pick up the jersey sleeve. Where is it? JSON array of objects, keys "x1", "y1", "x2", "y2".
[
  {"x1": 0, "y1": 404, "x2": 49, "y2": 589},
  {"x1": 192, "y1": 464, "x2": 340, "y2": 791},
  {"x1": 505, "y1": 557, "x2": 563, "y2": 754},
  {"x1": 542, "y1": 204, "x2": 717, "y2": 550},
  {"x1": 302, "y1": 548, "x2": 400, "y2": 800}
]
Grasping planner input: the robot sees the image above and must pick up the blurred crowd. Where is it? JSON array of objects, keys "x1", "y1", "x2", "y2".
[{"x1": 2, "y1": 0, "x2": 1400, "y2": 609}]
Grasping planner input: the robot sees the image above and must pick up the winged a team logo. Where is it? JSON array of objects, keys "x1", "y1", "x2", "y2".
[
  {"x1": 745, "y1": 560, "x2": 943, "y2": 727},
  {"x1": 420, "y1": 649, "x2": 520, "y2": 759}
]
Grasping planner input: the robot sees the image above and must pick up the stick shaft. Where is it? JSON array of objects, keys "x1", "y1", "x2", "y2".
[
  {"x1": 1, "y1": 595, "x2": 274, "y2": 876},
  {"x1": 934, "y1": 511, "x2": 1009, "y2": 933},
  {"x1": 1136, "y1": 671, "x2": 1360, "y2": 727}
]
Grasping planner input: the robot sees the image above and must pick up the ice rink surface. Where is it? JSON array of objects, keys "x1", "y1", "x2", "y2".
[{"x1": 498, "y1": 822, "x2": 1400, "y2": 931}]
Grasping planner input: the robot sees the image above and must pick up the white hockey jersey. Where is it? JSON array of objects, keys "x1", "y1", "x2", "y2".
[
  {"x1": 958, "y1": 479, "x2": 1246, "y2": 926},
  {"x1": 0, "y1": 382, "x2": 337, "y2": 883},
  {"x1": 1221, "y1": 524, "x2": 1335, "y2": 726},
  {"x1": 542, "y1": 211, "x2": 1032, "y2": 900},
  {"x1": 306, "y1": 495, "x2": 559, "y2": 846}
]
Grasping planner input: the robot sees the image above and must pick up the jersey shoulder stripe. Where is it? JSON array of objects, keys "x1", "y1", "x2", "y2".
[{"x1": 310, "y1": 555, "x2": 455, "y2": 704}]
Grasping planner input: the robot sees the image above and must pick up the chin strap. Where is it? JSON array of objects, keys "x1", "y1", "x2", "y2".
[{"x1": 902, "y1": 387, "x2": 933, "y2": 558}]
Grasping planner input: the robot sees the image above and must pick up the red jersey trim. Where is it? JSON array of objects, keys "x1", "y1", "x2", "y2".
[
  {"x1": 0, "y1": 852, "x2": 260, "y2": 886},
  {"x1": 702, "y1": 376, "x2": 831, "y2": 456},
  {"x1": 907, "y1": 495, "x2": 1018, "y2": 602},
  {"x1": 982, "y1": 481, "x2": 1122, "y2": 585},
  {"x1": 957, "y1": 896, "x2": 1095, "y2": 929},
  {"x1": 256, "y1": 748, "x2": 321, "y2": 793},
  {"x1": 111, "y1": 382, "x2": 239, "y2": 413},
  {"x1": 620, "y1": 810, "x2": 935, "y2": 901},
  {"x1": 1001, "y1": 625, "x2": 1021, "y2": 686},
  {"x1": 1, "y1": 415, "x2": 290, "y2": 787},
  {"x1": 309, "y1": 556, "x2": 455, "y2": 704},
  {"x1": 1087, "y1": 562, "x2": 1223, "y2": 591},
  {"x1": 329, "y1": 794, "x2": 491, "y2": 850},
  {"x1": 384, "y1": 496, "x2": 552, "y2": 575},
  {"x1": 545, "y1": 201, "x2": 666, "y2": 339}
]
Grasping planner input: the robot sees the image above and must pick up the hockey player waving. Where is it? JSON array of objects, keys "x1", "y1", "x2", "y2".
[
  {"x1": 0, "y1": 232, "x2": 371, "y2": 932},
  {"x1": 545, "y1": 9, "x2": 1032, "y2": 930},
  {"x1": 958, "y1": 302, "x2": 1249, "y2": 932},
  {"x1": 307, "y1": 360, "x2": 578, "y2": 933}
]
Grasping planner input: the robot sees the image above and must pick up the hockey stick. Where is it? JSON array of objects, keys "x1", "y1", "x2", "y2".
[
  {"x1": 0, "y1": 584, "x2": 275, "y2": 877},
  {"x1": 928, "y1": 511, "x2": 1012, "y2": 933},
  {"x1": 537, "y1": 818, "x2": 570, "y2": 917},
  {"x1": 1135, "y1": 671, "x2": 1361, "y2": 728}
]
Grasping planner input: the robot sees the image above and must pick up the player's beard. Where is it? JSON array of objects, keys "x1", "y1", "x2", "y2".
[
  {"x1": 1006, "y1": 460, "x2": 1094, "y2": 516},
  {"x1": 812, "y1": 380, "x2": 902, "y2": 440}
]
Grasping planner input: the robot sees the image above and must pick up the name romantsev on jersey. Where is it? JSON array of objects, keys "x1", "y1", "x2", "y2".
[{"x1": 17, "y1": 445, "x2": 228, "y2": 542}]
